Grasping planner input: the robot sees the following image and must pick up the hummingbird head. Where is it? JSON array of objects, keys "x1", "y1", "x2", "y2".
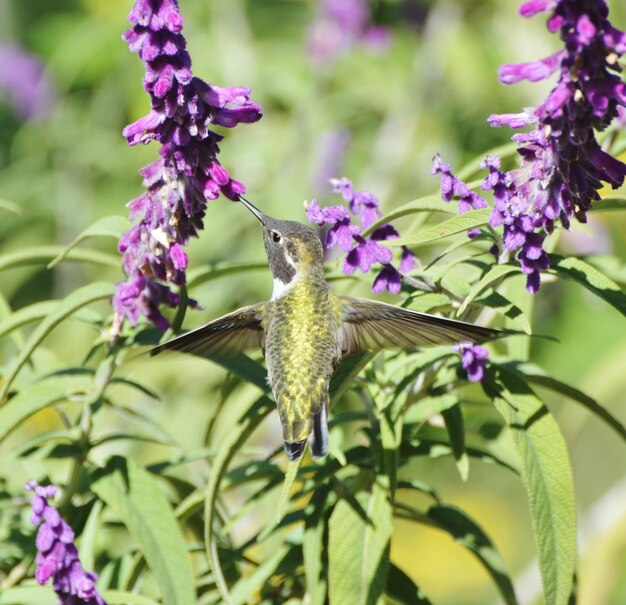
[{"x1": 238, "y1": 197, "x2": 324, "y2": 296}]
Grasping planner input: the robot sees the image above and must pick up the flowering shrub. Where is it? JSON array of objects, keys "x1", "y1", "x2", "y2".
[{"x1": 1, "y1": 2, "x2": 625, "y2": 605}]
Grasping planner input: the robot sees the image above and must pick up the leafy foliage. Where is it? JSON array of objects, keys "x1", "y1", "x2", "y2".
[{"x1": 1, "y1": 1, "x2": 625, "y2": 605}]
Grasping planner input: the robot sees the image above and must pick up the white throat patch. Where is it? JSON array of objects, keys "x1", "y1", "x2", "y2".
[{"x1": 271, "y1": 249, "x2": 299, "y2": 300}]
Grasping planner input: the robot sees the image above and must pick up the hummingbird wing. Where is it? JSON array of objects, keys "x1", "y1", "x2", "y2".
[
  {"x1": 149, "y1": 304, "x2": 265, "y2": 358},
  {"x1": 339, "y1": 296, "x2": 499, "y2": 355}
]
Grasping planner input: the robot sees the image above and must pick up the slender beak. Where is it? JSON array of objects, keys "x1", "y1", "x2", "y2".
[{"x1": 238, "y1": 195, "x2": 266, "y2": 226}]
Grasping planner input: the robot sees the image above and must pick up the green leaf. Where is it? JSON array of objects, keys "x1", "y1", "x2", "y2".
[
  {"x1": 0, "y1": 585, "x2": 57, "y2": 605},
  {"x1": 457, "y1": 263, "x2": 521, "y2": 317},
  {"x1": 328, "y1": 473, "x2": 393, "y2": 605},
  {"x1": 442, "y1": 404, "x2": 469, "y2": 481},
  {"x1": 518, "y1": 367, "x2": 626, "y2": 442},
  {"x1": 395, "y1": 503, "x2": 518, "y2": 605},
  {"x1": 257, "y1": 457, "x2": 303, "y2": 541},
  {"x1": 101, "y1": 591, "x2": 161, "y2": 605},
  {"x1": 0, "y1": 282, "x2": 114, "y2": 400},
  {"x1": 591, "y1": 197, "x2": 626, "y2": 211},
  {"x1": 0, "y1": 376, "x2": 90, "y2": 443},
  {"x1": 228, "y1": 544, "x2": 292, "y2": 605},
  {"x1": 0, "y1": 301, "x2": 60, "y2": 340},
  {"x1": 364, "y1": 193, "x2": 455, "y2": 236},
  {"x1": 0, "y1": 245, "x2": 119, "y2": 272},
  {"x1": 210, "y1": 354, "x2": 269, "y2": 393},
  {"x1": 186, "y1": 261, "x2": 268, "y2": 289},
  {"x1": 204, "y1": 395, "x2": 274, "y2": 602},
  {"x1": 386, "y1": 209, "x2": 492, "y2": 248},
  {"x1": 303, "y1": 486, "x2": 331, "y2": 605},
  {"x1": 547, "y1": 254, "x2": 626, "y2": 316},
  {"x1": 385, "y1": 563, "x2": 432, "y2": 605},
  {"x1": 404, "y1": 394, "x2": 459, "y2": 425},
  {"x1": 47, "y1": 215, "x2": 130, "y2": 269},
  {"x1": 92, "y1": 457, "x2": 196, "y2": 605},
  {"x1": 0, "y1": 197, "x2": 22, "y2": 214},
  {"x1": 483, "y1": 368, "x2": 576, "y2": 605},
  {"x1": 329, "y1": 351, "x2": 375, "y2": 405}
]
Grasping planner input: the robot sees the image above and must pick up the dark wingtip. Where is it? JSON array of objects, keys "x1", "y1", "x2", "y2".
[{"x1": 284, "y1": 440, "x2": 307, "y2": 461}]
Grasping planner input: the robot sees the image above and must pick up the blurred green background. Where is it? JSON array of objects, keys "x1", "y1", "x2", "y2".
[{"x1": 1, "y1": 1, "x2": 625, "y2": 603}]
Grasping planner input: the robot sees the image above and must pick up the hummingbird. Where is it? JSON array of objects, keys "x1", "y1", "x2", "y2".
[{"x1": 150, "y1": 197, "x2": 499, "y2": 461}]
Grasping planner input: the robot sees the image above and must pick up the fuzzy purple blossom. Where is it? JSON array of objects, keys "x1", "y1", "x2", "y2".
[
  {"x1": 306, "y1": 178, "x2": 415, "y2": 293},
  {"x1": 0, "y1": 44, "x2": 56, "y2": 120},
  {"x1": 25, "y1": 482, "x2": 107, "y2": 605},
  {"x1": 308, "y1": 0, "x2": 391, "y2": 64},
  {"x1": 431, "y1": 154, "x2": 488, "y2": 237},
  {"x1": 454, "y1": 343, "x2": 489, "y2": 383},
  {"x1": 112, "y1": 0, "x2": 261, "y2": 333},
  {"x1": 484, "y1": 0, "x2": 626, "y2": 293}
]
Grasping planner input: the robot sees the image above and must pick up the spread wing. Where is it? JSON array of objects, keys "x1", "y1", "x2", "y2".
[
  {"x1": 340, "y1": 296, "x2": 499, "y2": 356},
  {"x1": 149, "y1": 303, "x2": 265, "y2": 358}
]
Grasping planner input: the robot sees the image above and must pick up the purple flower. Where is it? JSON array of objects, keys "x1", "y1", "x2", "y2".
[
  {"x1": 308, "y1": 0, "x2": 391, "y2": 64},
  {"x1": 307, "y1": 178, "x2": 415, "y2": 293},
  {"x1": 112, "y1": 0, "x2": 261, "y2": 334},
  {"x1": 431, "y1": 154, "x2": 488, "y2": 238},
  {"x1": 454, "y1": 343, "x2": 489, "y2": 383},
  {"x1": 485, "y1": 0, "x2": 626, "y2": 293},
  {"x1": 25, "y1": 482, "x2": 107, "y2": 605},
  {"x1": 0, "y1": 44, "x2": 56, "y2": 120}
]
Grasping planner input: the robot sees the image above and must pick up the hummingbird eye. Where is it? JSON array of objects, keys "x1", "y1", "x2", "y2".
[{"x1": 271, "y1": 231, "x2": 281, "y2": 243}]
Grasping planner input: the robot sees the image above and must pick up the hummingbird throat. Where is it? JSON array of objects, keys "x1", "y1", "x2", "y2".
[{"x1": 271, "y1": 246, "x2": 299, "y2": 300}]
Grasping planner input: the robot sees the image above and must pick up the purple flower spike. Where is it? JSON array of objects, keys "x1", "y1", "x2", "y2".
[
  {"x1": 432, "y1": 154, "x2": 488, "y2": 238},
  {"x1": 483, "y1": 0, "x2": 626, "y2": 293},
  {"x1": 307, "y1": 178, "x2": 415, "y2": 294},
  {"x1": 112, "y1": 0, "x2": 261, "y2": 334},
  {"x1": 25, "y1": 482, "x2": 107, "y2": 605},
  {"x1": 454, "y1": 343, "x2": 489, "y2": 383}
]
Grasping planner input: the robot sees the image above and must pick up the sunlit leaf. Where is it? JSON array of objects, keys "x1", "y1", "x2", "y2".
[
  {"x1": 328, "y1": 473, "x2": 393, "y2": 605},
  {"x1": 483, "y1": 368, "x2": 576, "y2": 605},
  {"x1": 204, "y1": 395, "x2": 274, "y2": 602},
  {"x1": 101, "y1": 591, "x2": 161, "y2": 605},
  {"x1": 384, "y1": 209, "x2": 492, "y2": 248},
  {"x1": 0, "y1": 585, "x2": 57, "y2": 605},
  {"x1": 0, "y1": 245, "x2": 119, "y2": 272},
  {"x1": 304, "y1": 486, "x2": 331, "y2": 605},
  {"x1": 92, "y1": 457, "x2": 196, "y2": 605},
  {"x1": 0, "y1": 376, "x2": 90, "y2": 443},
  {"x1": 47, "y1": 215, "x2": 130, "y2": 269},
  {"x1": 547, "y1": 254, "x2": 626, "y2": 316},
  {"x1": 187, "y1": 261, "x2": 268, "y2": 289},
  {"x1": 0, "y1": 282, "x2": 114, "y2": 400}
]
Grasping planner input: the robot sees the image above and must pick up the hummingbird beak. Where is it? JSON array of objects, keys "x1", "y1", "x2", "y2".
[{"x1": 238, "y1": 195, "x2": 266, "y2": 226}]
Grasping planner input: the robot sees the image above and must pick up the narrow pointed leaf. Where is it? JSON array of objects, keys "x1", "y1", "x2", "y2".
[
  {"x1": 101, "y1": 591, "x2": 161, "y2": 605},
  {"x1": 0, "y1": 282, "x2": 114, "y2": 399},
  {"x1": 92, "y1": 457, "x2": 196, "y2": 605},
  {"x1": 386, "y1": 209, "x2": 492, "y2": 248},
  {"x1": 47, "y1": 215, "x2": 130, "y2": 268},
  {"x1": 0, "y1": 245, "x2": 119, "y2": 272},
  {"x1": 328, "y1": 474, "x2": 393, "y2": 605},
  {"x1": 0, "y1": 376, "x2": 91, "y2": 443},
  {"x1": 457, "y1": 264, "x2": 521, "y2": 316},
  {"x1": 385, "y1": 563, "x2": 433, "y2": 605},
  {"x1": 547, "y1": 254, "x2": 626, "y2": 316},
  {"x1": 483, "y1": 368, "x2": 576, "y2": 605}
]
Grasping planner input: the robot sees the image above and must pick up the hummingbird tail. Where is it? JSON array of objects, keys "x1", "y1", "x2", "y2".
[
  {"x1": 311, "y1": 404, "x2": 329, "y2": 459},
  {"x1": 284, "y1": 440, "x2": 307, "y2": 461}
]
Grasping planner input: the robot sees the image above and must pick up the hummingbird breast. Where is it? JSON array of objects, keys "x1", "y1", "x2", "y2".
[{"x1": 263, "y1": 279, "x2": 341, "y2": 444}]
